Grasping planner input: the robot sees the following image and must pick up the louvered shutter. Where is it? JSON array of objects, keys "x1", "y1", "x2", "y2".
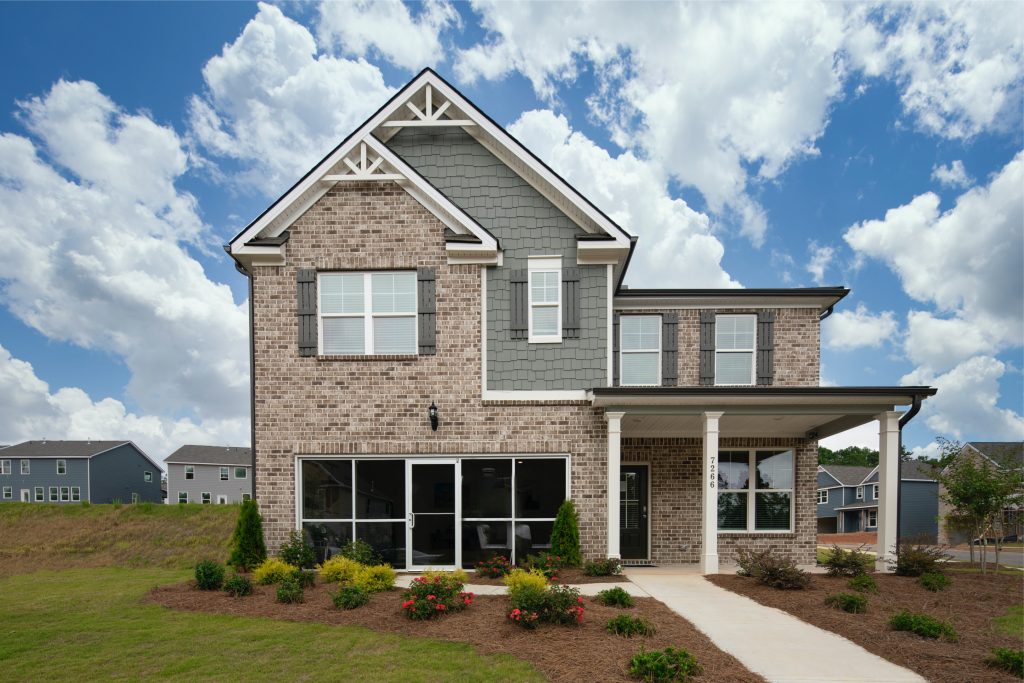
[
  {"x1": 662, "y1": 312, "x2": 678, "y2": 386},
  {"x1": 612, "y1": 312, "x2": 621, "y2": 386},
  {"x1": 417, "y1": 267, "x2": 436, "y2": 355},
  {"x1": 562, "y1": 267, "x2": 580, "y2": 339},
  {"x1": 297, "y1": 268, "x2": 317, "y2": 357},
  {"x1": 509, "y1": 269, "x2": 528, "y2": 340},
  {"x1": 756, "y1": 310, "x2": 775, "y2": 385},
  {"x1": 699, "y1": 310, "x2": 715, "y2": 386}
]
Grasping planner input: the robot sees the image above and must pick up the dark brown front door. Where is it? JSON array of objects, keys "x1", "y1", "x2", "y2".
[{"x1": 620, "y1": 465, "x2": 648, "y2": 560}]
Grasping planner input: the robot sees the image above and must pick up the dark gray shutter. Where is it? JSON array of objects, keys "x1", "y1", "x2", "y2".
[
  {"x1": 297, "y1": 268, "x2": 317, "y2": 357},
  {"x1": 417, "y1": 267, "x2": 436, "y2": 355},
  {"x1": 757, "y1": 310, "x2": 775, "y2": 386},
  {"x1": 612, "y1": 313, "x2": 621, "y2": 386},
  {"x1": 662, "y1": 312, "x2": 678, "y2": 386},
  {"x1": 699, "y1": 310, "x2": 715, "y2": 386},
  {"x1": 562, "y1": 267, "x2": 580, "y2": 339},
  {"x1": 510, "y1": 269, "x2": 528, "y2": 340}
]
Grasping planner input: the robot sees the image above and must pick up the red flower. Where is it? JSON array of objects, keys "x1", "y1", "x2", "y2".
[
  {"x1": 427, "y1": 595, "x2": 436, "y2": 601},
  {"x1": 577, "y1": 597, "x2": 584, "y2": 605},
  {"x1": 402, "y1": 599, "x2": 414, "y2": 609}
]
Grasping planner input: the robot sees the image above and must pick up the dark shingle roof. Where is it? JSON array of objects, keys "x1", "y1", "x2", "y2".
[
  {"x1": 967, "y1": 442, "x2": 1024, "y2": 464},
  {"x1": 901, "y1": 459, "x2": 938, "y2": 481},
  {"x1": 164, "y1": 445, "x2": 252, "y2": 467},
  {"x1": 819, "y1": 465, "x2": 873, "y2": 486},
  {"x1": 0, "y1": 440, "x2": 128, "y2": 457}
]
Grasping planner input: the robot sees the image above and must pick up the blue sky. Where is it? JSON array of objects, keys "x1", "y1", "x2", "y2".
[{"x1": 0, "y1": 1, "x2": 1020, "y2": 460}]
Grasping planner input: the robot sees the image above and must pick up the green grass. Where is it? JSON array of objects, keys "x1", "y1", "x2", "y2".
[
  {"x1": 816, "y1": 546, "x2": 876, "y2": 565},
  {"x1": 0, "y1": 567, "x2": 542, "y2": 682},
  {"x1": 994, "y1": 604, "x2": 1024, "y2": 641}
]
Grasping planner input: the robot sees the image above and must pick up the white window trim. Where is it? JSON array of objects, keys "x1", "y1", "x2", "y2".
[
  {"x1": 856, "y1": 486, "x2": 864, "y2": 500},
  {"x1": 714, "y1": 314, "x2": 757, "y2": 386},
  {"x1": 34, "y1": 487, "x2": 43, "y2": 502},
  {"x1": 867, "y1": 509, "x2": 878, "y2": 528},
  {"x1": 717, "y1": 449, "x2": 795, "y2": 534},
  {"x1": 619, "y1": 315, "x2": 661, "y2": 386},
  {"x1": 56, "y1": 459, "x2": 67, "y2": 475},
  {"x1": 144, "y1": 471, "x2": 152, "y2": 483},
  {"x1": 49, "y1": 486, "x2": 58, "y2": 502},
  {"x1": 71, "y1": 487, "x2": 81, "y2": 502},
  {"x1": 2, "y1": 486, "x2": 10, "y2": 499},
  {"x1": 178, "y1": 491, "x2": 188, "y2": 504},
  {"x1": 317, "y1": 271, "x2": 418, "y2": 356},
  {"x1": 20, "y1": 459, "x2": 30, "y2": 475},
  {"x1": 201, "y1": 492, "x2": 212, "y2": 505},
  {"x1": 184, "y1": 466, "x2": 194, "y2": 480},
  {"x1": 60, "y1": 486, "x2": 70, "y2": 502},
  {"x1": 234, "y1": 467, "x2": 248, "y2": 480},
  {"x1": 0, "y1": 460, "x2": 9, "y2": 475},
  {"x1": 527, "y1": 256, "x2": 562, "y2": 344},
  {"x1": 217, "y1": 495, "x2": 228, "y2": 505},
  {"x1": 872, "y1": 483, "x2": 879, "y2": 499},
  {"x1": 220, "y1": 466, "x2": 229, "y2": 481},
  {"x1": 817, "y1": 489, "x2": 828, "y2": 504}
]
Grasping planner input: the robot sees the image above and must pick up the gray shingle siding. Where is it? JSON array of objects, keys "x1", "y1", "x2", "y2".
[
  {"x1": 0, "y1": 457, "x2": 89, "y2": 502},
  {"x1": 167, "y1": 463, "x2": 253, "y2": 504},
  {"x1": 386, "y1": 127, "x2": 607, "y2": 391},
  {"x1": 89, "y1": 444, "x2": 162, "y2": 503}
]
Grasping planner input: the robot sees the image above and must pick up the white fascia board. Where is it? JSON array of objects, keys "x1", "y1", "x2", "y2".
[
  {"x1": 577, "y1": 242, "x2": 630, "y2": 265},
  {"x1": 232, "y1": 244, "x2": 285, "y2": 267},
  {"x1": 614, "y1": 295, "x2": 840, "y2": 310}
]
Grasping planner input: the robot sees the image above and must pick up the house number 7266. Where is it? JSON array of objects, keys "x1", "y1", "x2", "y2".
[{"x1": 709, "y1": 455, "x2": 716, "y2": 489}]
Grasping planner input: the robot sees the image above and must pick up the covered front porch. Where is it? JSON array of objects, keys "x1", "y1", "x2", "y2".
[{"x1": 594, "y1": 386, "x2": 936, "y2": 574}]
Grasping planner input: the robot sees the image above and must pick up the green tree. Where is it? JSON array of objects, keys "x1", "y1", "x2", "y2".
[
  {"x1": 550, "y1": 499, "x2": 581, "y2": 567},
  {"x1": 818, "y1": 446, "x2": 879, "y2": 468},
  {"x1": 228, "y1": 499, "x2": 267, "y2": 572}
]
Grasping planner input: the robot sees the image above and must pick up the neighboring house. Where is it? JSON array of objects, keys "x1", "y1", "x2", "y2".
[
  {"x1": 0, "y1": 440, "x2": 162, "y2": 504},
  {"x1": 226, "y1": 68, "x2": 936, "y2": 574},
  {"x1": 937, "y1": 441, "x2": 1024, "y2": 545},
  {"x1": 164, "y1": 445, "x2": 253, "y2": 505},
  {"x1": 817, "y1": 461, "x2": 939, "y2": 542}
]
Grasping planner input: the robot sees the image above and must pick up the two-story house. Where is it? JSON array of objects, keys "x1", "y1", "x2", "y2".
[
  {"x1": 0, "y1": 440, "x2": 162, "y2": 504},
  {"x1": 164, "y1": 445, "x2": 253, "y2": 504},
  {"x1": 226, "y1": 69, "x2": 936, "y2": 574}
]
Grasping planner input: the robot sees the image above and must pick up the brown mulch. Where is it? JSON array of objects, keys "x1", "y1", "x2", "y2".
[
  {"x1": 467, "y1": 567, "x2": 629, "y2": 585},
  {"x1": 149, "y1": 579, "x2": 764, "y2": 683},
  {"x1": 708, "y1": 570, "x2": 1024, "y2": 683}
]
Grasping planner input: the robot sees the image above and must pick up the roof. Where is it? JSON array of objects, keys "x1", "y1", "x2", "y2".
[
  {"x1": 164, "y1": 445, "x2": 253, "y2": 467},
  {"x1": 966, "y1": 442, "x2": 1023, "y2": 465},
  {"x1": 834, "y1": 503, "x2": 879, "y2": 511},
  {"x1": 0, "y1": 440, "x2": 128, "y2": 458},
  {"x1": 899, "y1": 459, "x2": 938, "y2": 481},
  {"x1": 819, "y1": 465, "x2": 874, "y2": 486},
  {"x1": 614, "y1": 287, "x2": 849, "y2": 313}
]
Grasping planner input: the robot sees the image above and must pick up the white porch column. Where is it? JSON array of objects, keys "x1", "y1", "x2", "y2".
[
  {"x1": 876, "y1": 411, "x2": 901, "y2": 572},
  {"x1": 701, "y1": 411, "x2": 724, "y2": 574},
  {"x1": 606, "y1": 411, "x2": 625, "y2": 559}
]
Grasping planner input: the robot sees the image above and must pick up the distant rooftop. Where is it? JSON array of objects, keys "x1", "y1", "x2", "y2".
[
  {"x1": 0, "y1": 440, "x2": 128, "y2": 458},
  {"x1": 164, "y1": 445, "x2": 252, "y2": 467},
  {"x1": 818, "y1": 465, "x2": 873, "y2": 486}
]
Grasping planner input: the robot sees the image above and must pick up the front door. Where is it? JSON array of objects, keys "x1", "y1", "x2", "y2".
[
  {"x1": 407, "y1": 460, "x2": 458, "y2": 570},
  {"x1": 620, "y1": 465, "x2": 649, "y2": 560},
  {"x1": 20, "y1": 489, "x2": 30, "y2": 503}
]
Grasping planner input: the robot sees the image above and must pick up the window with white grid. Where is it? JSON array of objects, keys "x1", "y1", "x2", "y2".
[{"x1": 319, "y1": 272, "x2": 417, "y2": 354}]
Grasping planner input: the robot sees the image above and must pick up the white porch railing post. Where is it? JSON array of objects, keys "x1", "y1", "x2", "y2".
[
  {"x1": 606, "y1": 411, "x2": 625, "y2": 559},
  {"x1": 876, "y1": 411, "x2": 901, "y2": 572},
  {"x1": 701, "y1": 411, "x2": 724, "y2": 574}
]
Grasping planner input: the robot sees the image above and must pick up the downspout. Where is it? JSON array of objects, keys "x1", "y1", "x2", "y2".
[
  {"x1": 224, "y1": 245, "x2": 257, "y2": 505},
  {"x1": 819, "y1": 305, "x2": 835, "y2": 321},
  {"x1": 895, "y1": 394, "x2": 923, "y2": 556}
]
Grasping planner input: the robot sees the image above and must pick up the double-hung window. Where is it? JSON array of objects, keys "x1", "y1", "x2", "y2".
[
  {"x1": 319, "y1": 272, "x2": 417, "y2": 355},
  {"x1": 717, "y1": 450, "x2": 794, "y2": 532},
  {"x1": 527, "y1": 257, "x2": 561, "y2": 343},
  {"x1": 855, "y1": 486, "x2": 864, "y2": 500},
  {"x1": 220, "y1": 466, "x2": 229, "y2": 481},
  {"x1": 2, "y1": 486, "x2": 10, "y2": 499},
  {"x1": 49, "y1": 486, "x2": 58, "y2": 502},
  {"x1": 56, "y1": 459, "x2": 66, "y2": 475},
  {"x1": 178, "y1": 491, "x2": 188, "y2": 504},
  {"x1": 715, "y1": 314, "x2": 756, "y2": 385},
  {"x1": 201, "y1": 492, "x2": 212, "y2": 505},
  {"x1": 872, "y1": 484, "x2": 879, "y2": 499},
  {"x1": 185, "y1": 466, "x2": 194, "y2": 480},
  {"x1": 60, "y1": 486, "x2": 69, "y2": 502},
  {"x1": 867, "y1": 509, "x2": 877, "y2": 528},
  {"x1": 817, "y1": 489, "x2": 828, "y2": 504},
  {"x1": 34, "y1": 487, "x2": 43, "y2": 502},
  {"x1": 620, "y1": 316, "x2": 661, "y2": 385},
  {"x1": 1, "y1": 460, "x2": 11, "y2": 475},
  {"x1": 20, "y1": 459, "x2": 29, "y2": 475},
  {"x1": 71, "y1": 487, "x2": 81, "y2": 502}
]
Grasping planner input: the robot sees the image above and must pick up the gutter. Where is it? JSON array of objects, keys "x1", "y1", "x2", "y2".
[
  {"x1": 224, "y1": 245, "x2": 258, "y2": 505},
  {"x1": 894, "y1": 393, "x2": 924, "y2": 558},
  {"x1": 819, "y1": 304, "x2": 835, "y2": 321}
]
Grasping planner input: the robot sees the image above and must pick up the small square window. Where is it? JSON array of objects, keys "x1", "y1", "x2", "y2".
[
  {"x1": 217, "y1": 495, "x2": 227, "y2": 505},
  {"x1": 20, "y1": 459, "x2": 30, "y2": 475},
  {"x1": 34, "y1": 487, "x2": 43, "y2": 502},
  {"x1": 234, "y1": 467, "x2": 247, "y2": 480},
  {"x1": 56, "y1": 459, "x2": 67, "y2": 475},
  {"x1": 2, "y1": 486, "x2": 10, "y2": 499},
  {"x1": 178, "y1": 491, "x2": 188, "y2": 504},
  {"x1": 220, "y1": 466, "x2": 229, "y2": 481},
  {"x1": 144, "y1": 471, "x2": 153, "y2": 483},
  {"x1": 817, "y1": 489, "x2": 828, "y2": 504},
  {"x1": 201, "y1": 492, "x2": 212, "y2": 505},
  {"x1": 185, "y1": 466, "x2": 194, "y2": 480},
  {"x1": 242, "y1": 493, "x2": 252, "y2": 502}
]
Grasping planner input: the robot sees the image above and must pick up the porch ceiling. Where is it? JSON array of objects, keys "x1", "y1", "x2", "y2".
[{"x1": 620, "y1": 412, "x2": 872, "y2": 439}]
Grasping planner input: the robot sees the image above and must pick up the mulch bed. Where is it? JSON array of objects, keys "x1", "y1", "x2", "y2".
[
  {"x1": 149, "y1": 579, "x2": 763, "y2": 682},
  {"x1": 708, "y1": 569, "x2": 1024, "y2": 683},
  {"x1": 467, "y1": 567, "x2": 629, "y2": 585}
]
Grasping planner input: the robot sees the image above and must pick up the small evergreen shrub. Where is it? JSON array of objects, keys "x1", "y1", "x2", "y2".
[
  {"x1": 847, "y1": 574, "x2": 878, "y2": 593},
  {"x1": 291, "y1": 568, "x2": 316, "y2": 588},
  {"x1": 735, "y1": 548, "x2": 810, "y2": 589},
  {"x1": 476, "y1": 554, "x2": 512, "y2": 578},
  {"x1": 889, "y1": 610, "x2": 957, "y2": 641},
  {"x1": 354, "y1": 564, "x2": 396, "y2": 593},
  {"x1": 253, "y1": 558, "x2": 298, "y2": 585},
  {"x1": 338, "y1": 539, "x2": 382, "y2": 566},
  {"x1": 549, "y1": 499, "x2": 582, "y2": 567},
  {"x1": 596, "y1": 586, "x2": 635, "y2": 608},
  {"x1": 584, "y1": 558, "x2": 623, "y2": 576},
  {"x1": 824, "y1": 592, "x2": 868, "y2": 614},
  {"x1": 223, "y1": 573, "x2": 253, "y2": 597},
  {"x1": 628, "y1": 647, "x2": 702, "y2": 682},
  {"x1": 332, "y1": 586, "x2": 370, "y2": 610},
  {"x1": 822, "y1": 545, "x2": 872, "y2": 577},
  {"x1": 275, "y1": 577, "x2": 304, "y2": 604},
  {"x1": 606, "y1": 614, "x2": 655, "y2": 638},
  {"x1": 890, "y1": 542, "x2": 949, "y2": 577},
  {"x1": 401, "y1": 574, "x2": 473, "y2": 620},
  {"x1": 508, "y1": 584, "x2": 584, "y2": 628},
  {"x1": 228, "y1": 499, "x2": 267, "y2": 572},
  {"x1": 503, "y1": 568, "x2": 549, "y2": 593},
  {"x1": 918, "y1": 571, "x2": 951, "y2": 592},
  {"x1": 319, "y1": 556, "x2": 363, "y2": 584},
  {"x1": 194, "y1": 560, "x2": 225, "y2": 590},
  {"x1": 987, "y1": 648, "x2": 1024, "y2": 677},
  {"x1": 278, "y1": 531, "x2": 316, "y2": 569}
]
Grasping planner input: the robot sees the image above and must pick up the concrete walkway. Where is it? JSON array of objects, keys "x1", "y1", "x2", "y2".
[{"x1": 625, "y1": 567, "x2": 925, "y2": 683}]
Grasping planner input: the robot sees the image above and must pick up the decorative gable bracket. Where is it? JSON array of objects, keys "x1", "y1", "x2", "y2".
[
  {"x1": 380, "y1": 84, "x2": 475, "y2": 128},
  {"x1": 322, "y1": 142, "x2": 404, "y2": 182}
]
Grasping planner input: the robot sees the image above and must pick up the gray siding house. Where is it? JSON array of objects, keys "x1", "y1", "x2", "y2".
[
  {"x1": 0, "y1": 440, "x2": 162, "y2": 504},
  {"x1": 937, "y1": 441, "x2": 1023, "y2": 545},
  {"x1": 165, "y1": 445, "x2": 253, "y2": 504}
]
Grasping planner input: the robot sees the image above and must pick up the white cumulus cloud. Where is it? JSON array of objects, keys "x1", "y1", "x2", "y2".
[
  {"x1": 806, "y1": 242, "x2": 836, "y2": 285},
  {"x1": 823, "y1": 304, "x2": 898, "y2": 351},
  {"x1": 931, "y1": 159, "x2": 973, "y2": 189}
]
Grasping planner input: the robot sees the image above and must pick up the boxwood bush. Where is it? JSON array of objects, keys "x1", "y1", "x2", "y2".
[
  {"x1": 628, "y1": 647, "x2": 701, "y2": 682},
  {"x1": 596, "y1": 586, "x2": 635, "y2": 608},
  {"x1": 847, "y1": 574, "x2": 878, "y2": 593},
  {"x1": 606, "y1": 614, "x2": 655, "y2": 638},
  {"x1": 918, "y1": 571, "x2": 951, "y2": 592},
  {"x1": 194, "y1": 560, "x2": 225, "y2": 591},
  {"x1": 332, "y1": 586, "x2": 370, "y2": 610},
  {"x1": 987, "y1": 647, "x2": 1024, "y2": 677},
  {"x1": 889, "y1": 610, "x2": 957, "y2": 641},
  {"x1": 223, "y1": 573, "x2": 253, "y2": 597},
  {"x1": 275, "y1": 577, "x2": 304, "y2": 604},
  {"x1": 824, "y1": 592, "x2": 868, "y2": 614}
]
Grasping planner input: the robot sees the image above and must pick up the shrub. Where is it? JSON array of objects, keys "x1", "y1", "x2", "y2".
[
  {"x1": 607, "y1": 614, "x2": 655, "y2": 638},
  {"x1": 508, "y1": 584, "x2": 584, "y2": 628},
  {"x1": 332, "y1": 586, "x2": 369, "y2": 610},
  {"x1": 890, "y1": 542, "x2": 949, "y2": 577},
  {"x1": 275, "y1": 577, "x2": 304, "y2": 604},
  {"x1": 550, "y1": 499, "x2": 582, "y2": 567},
  {"x1": 504, "y1": 568, "x2": 549, "y2": 593},
  {"x1": 354, "y1": 564, "x2": 396, "y2": 593},
  {"x1": 521, "y1": 553, "x2": 564, "y2": 581},
  {"x1": 278, "y1": 531, "x2": 316, "y2": 570},
  {"x1": 194, "y1": 560, "x2": 225, "y2": 590},
  {"x1": 628, "y1": 647, "x2": 701, "y2": 682},
  {"x1": 918, "y1": 571, "x2": 951, "y2": 592},
  {"x1": 291, "y1": 568, "x2": 316, "y2": 588},
  {"x1": 223, "y1": 573, "x2": 253, "y2": 597},
  {"x1": 584, "y1": 557, "x2": 623, "y2": 577},
  {"x1": 319, "y1": 556, "x2": 363, "y2": 584},
  {"x1": 476, "y1": 554, "x2": 512, "y2": 578},
  {"x1": 543, "y1": 585, "x2": 585, "y2": 625},
  {"x1": 401, "y1": 574, "x2": 473, "y2": 620},
  {"x1": 889, "y1": 610, "x2": 957, "y2": 641},
  {"x1": 253, "y1": 558, "x2": 298, "y2": 585},
  {"x1": 228, "y1": 499, "x2": 267, "y2": 572},
  {"x1": 735, "y1": 548, "x2": 810, "y2": 590},
  {"x1": 822, "y1": 545, "x2": 871, "y2": 577},
  {"x1": 847, "y1": 574, "x2": 878, "y2": 594},
  {"x1": 824, "y1": 592, "x2": 868, "y2": 614},
  {"x1": 596, "y1": 586, "x2": 635, "y2": 608},
  {"x1": 420, "y1": 568, "x2": 469, "y2": 585},
  {"x1": 987, "y1": 648, "x2": 1024, "y2": 677},
  {"x1": 338, "y1": 539, "x2": 382, "y2": 566}
]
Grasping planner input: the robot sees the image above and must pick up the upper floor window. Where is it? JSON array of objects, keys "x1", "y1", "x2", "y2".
[
  {"x1": 220, "y1": 466, "x2": 229, "y2": 481},
  {"x1": 21, "y1": 459, "x2": 30, "y2": 475},
  {"x1": 319, "y1": 272, "x2": 416, "y2": 354},
  {"x1": 234, "y1": 467, "x2": 248, "y2": 480},
  {"x1": 715, "y1": 314, "x2": 755, "y2": 385},
  {"x1": 855, "y1": 486, "x2": 864, "y2": 500},
  {"x1": 528, "y1": 257, "x2": 561, "y2": 343},
  {"x1": 620, "y1": 316, "x2": 661, "y2": 386},
  {"x1": 56, "y1": 459, "x2": 67, "y2": 475},
  {"x1": 144, "y1": 471, "x2": 153, "y2": 483},
  {"x1": 1, "y1": 459, "x2": 11, "y2": 475},
  {"x1": 185, "y1": 466, "x2": 194, "y2": 480},
  {"x1": 872, "y1": 483, "x2": 879, "y2": 499},
  {"x1": 817, "y1": 489, "x2": 828, "y2": 504}
]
